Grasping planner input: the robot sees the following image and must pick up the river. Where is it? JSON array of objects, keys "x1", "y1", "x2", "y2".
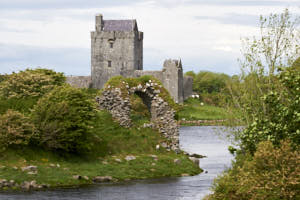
[{"x1": 0, "y1": 126, "x2": 234, "y2": 200}]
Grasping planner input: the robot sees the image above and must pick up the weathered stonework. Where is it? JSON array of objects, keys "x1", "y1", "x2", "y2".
[
  {"x1": 96, "y1": 79, "x2": 179, "y2": 151},
  {"x1": 67, "y1": 14, "x2": 193, "y2": 103},
  {"x1": 91, "y1": 14, "x2": 143, "y2": 90},
  {"x1": 183, "y1": 75, "x2": 193, "y2": 99},
  {"x1": 66, "y1": 76, "x2": 91, "y2": 88}
]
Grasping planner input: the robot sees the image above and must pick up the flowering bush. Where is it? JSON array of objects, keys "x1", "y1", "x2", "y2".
[
  {"x1": 0, "y1": 69, "x2": 65, "y2": 99},
  {"x1": 0, "y1": 110, "x2": 34, "y2": 151},
  {"x1": 31, "y1": 85, "x2": 97, "y2": 153}
]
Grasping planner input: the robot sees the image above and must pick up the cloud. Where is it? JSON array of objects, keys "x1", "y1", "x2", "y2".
[
  {"x1": 0, "y1": 43, "x2": 90, "y2": 75},
  {"x1": 1, "y1": 0, "x2": 298, "y2": 11},
  {"x1": 0, "y1": 0, "x2": 136, "y2": 10},
  {"x1": 195, "y1": 13, "x2": 260, "y2": 27},
  {"x1": 0, "y1": 1, "x2": 299, "y2": 76},
  {"x1": 183, "y1": 0, "x2": 300, "y2": 7}
]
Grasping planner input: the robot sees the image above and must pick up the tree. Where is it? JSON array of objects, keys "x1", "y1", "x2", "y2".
[
  {"x1": 228, "y1": 9, "x2": 300, "y2": 126},
  {"x1": 239, "y1": 8, "x2": 300, "y2": 77},
  {"x1": 184, "y1": 71, "x2": 196, "y2": 79}
]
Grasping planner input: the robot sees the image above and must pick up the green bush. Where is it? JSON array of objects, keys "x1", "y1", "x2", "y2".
[
  {"x1": 208, "y1": 140, "x2": 300, "y2": 200},
  {"x1": 31, "y1": 85, "x2": 97, "y2": 153},
  {"x1": 0, "y1": 74, "x2": 7, "y2": 83},
  {"x1": 0, "y1": 110, "x2": 34, "y2": 151},
  {"x1": 0, "y1": 68, "x2": 65, "y2": 99},
  {"x1": 0, "y1": 97, "x2": 39, "y2": 115},
  {"x1": 239, "y1": 61, "x2": 300, "y2": 153}
]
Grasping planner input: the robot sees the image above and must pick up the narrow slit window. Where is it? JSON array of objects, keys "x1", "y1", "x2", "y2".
[{"x1": 108, "y1": 61, "x2": 112, "y2": 67}]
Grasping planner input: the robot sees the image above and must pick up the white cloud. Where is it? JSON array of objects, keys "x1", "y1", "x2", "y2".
[{"x1": 0, "y1": 1, "x2": 299, "y2": 75}]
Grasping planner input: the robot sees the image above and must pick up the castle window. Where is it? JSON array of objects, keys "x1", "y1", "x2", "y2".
[
  {"x1": 108, "y1": 39, "x2": 114, "y2": 48},
  {"x1": 108, "y1": 61, "x2": 112, "y2": 67}
]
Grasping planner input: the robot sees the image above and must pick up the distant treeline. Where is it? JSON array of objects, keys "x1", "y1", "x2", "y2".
[{"x1": 184, "y1": 71, "x2": 236, "y2": 106}]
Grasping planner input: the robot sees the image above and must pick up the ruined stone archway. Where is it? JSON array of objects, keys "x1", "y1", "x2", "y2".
[{"x1": 96, "y1": 78, "x2": 179, "y2": 151}]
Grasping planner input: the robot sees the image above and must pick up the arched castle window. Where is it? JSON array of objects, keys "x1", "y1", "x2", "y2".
[
  {"x1": 108, "y1": 61, "x2": 112, "y2": 67},
  {"x1": 108, "y1": 39, "x2": 114, "y2": 48}
]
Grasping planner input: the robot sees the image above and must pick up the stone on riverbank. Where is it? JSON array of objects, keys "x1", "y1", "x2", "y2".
[
  {"x1": 125, "y1": 155, "x2": 136, "y2": 161},
  {"x1": 93, "y1": 176, "x2": 113, "y2": 183},
  {"x1": 189, "y1": 157, "x2": 199, "y2": 166}
]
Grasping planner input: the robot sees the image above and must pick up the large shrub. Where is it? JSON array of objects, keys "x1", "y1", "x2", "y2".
[
  {"x1": 238, "y1": 59, "x2": 300, "y2": 153},
  {"x1": 0, "y1": 110, "x2": 34, "y2": 151},
  {"x1": 31, "y1": 85, "x2": 97, "y2": 153},
  {"x1": 0, "y1": 68, "x2": 65, "y2": 99},
  {"x1": 208, "y1": 140, "x2": 300, "y2": 200}
]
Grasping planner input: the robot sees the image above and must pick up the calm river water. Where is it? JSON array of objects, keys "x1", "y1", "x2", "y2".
[{"x1": 0, "y1": 126, "x2": 234, "y2": 200}]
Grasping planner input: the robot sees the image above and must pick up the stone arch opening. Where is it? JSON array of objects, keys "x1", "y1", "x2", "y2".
[
  {"x1": 130, "y1": 92, "x2": 151, "y2": 123},
  {"x1": 134, "y1": 91, "x2": 152, "y2": 114},
  {"x1": 97, "y1": 79, "x2": 180, "y2": 151}
]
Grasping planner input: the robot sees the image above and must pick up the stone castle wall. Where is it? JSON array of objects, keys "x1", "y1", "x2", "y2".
[
  {"x1": 66, "y1": 76, "x2": 91, "y2": 88},
  {"x1": 91, "y1": 15, "x2": 143, "y2": 89},
  {"x1": 67, "y1": 14, "x2": 193, "y2": 103},
  {"x1": 133, "y1": 60, "x2": 186, "y2": 103},
  {"x1": 66, "y1": 60, "x2": 193, "y2": 103},
  {"x1": 183, "y1": 76, "x2": 193, "y2": 99}
]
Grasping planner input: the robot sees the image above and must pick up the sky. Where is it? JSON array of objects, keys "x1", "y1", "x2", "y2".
[{"x1": 0, "y1": 0, "x2": 299, "y2": 76}]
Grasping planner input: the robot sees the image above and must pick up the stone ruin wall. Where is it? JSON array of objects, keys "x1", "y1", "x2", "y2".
[
  {"x1": 96, "y1": 80, "x2": 180, "y2": 152},
  {"x1": 133, "y1": 59, "x2": 191, "y2": 103},
  {"x1": 66, "y1": 76, "x2": 92, "y2": 88},
  {"x1": 66, "y1": 59, "x2": 193, "y2": 103},
  {"x1": 183, "y1": 76, "x2": 193, "y2": 99},
  {"x1": 66, "y1": 71, "x2": 193, "y2": 103}
]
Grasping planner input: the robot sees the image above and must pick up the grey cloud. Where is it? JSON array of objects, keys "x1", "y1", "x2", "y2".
[
  {"x1": 2, "y1": 0, "x2": 297, "y2": 11},
  {"x1": 195, "y1": 13, "x2": 260, "y2": 27},
  {"x1": 144, "y1": 47, "x2": 240, "y2": 75},
  {"x1": 179, "y1": 47, "x2": 240, "y2": 75},
  {"x1": 138, "y1": 0, "x2": 300, "y2": 9},
  {"x1": 0, "y1": 43, "x2": 240, "y2": 76},
  {"x1": 180, "y1": 0, "x2": 299, "y2": 7},
  {"x1": 0, "y1": 0, "x2": 137, "y2": 10},
  {"x1": 0, "y1": 43, "x2": 90, "y2": 75}
]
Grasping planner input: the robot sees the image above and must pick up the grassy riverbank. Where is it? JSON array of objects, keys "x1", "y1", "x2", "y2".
[
  {"x1": 0, "y1": 70, "x2": 202, "y2": 191},
  {"x1": 0, "y1": 110, "x2": 201, "y2": 190},
  {"x1": 178, "y1": 98, "x2": 229, "y2": 125}
]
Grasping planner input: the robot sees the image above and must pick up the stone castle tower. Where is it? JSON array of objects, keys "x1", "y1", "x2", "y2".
[
  {"x1": 91, "y1": 14, "x2": 143, "y2": 89},
  {"x1": 67, "y1": 14, "x2": 193, "y2": 103}
]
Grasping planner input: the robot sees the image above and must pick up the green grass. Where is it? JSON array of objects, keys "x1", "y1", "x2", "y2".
[
  {"x1": 178, "y1": 98, "x2": 229, "y2": 121},
  {"x1": 0, "y1": 84, "x2": 202, "y2": 190},
  {"x1": 0, "y1": 108, "x2": 201, "y2": 190},
  {"x1": 0, "y1": 146, "x2": 200, "y2": 189}
]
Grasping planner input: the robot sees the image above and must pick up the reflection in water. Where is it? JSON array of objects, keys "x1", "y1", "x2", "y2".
[{"x1": 0, "y1": 126, "x2": 234, "y2": 200}]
